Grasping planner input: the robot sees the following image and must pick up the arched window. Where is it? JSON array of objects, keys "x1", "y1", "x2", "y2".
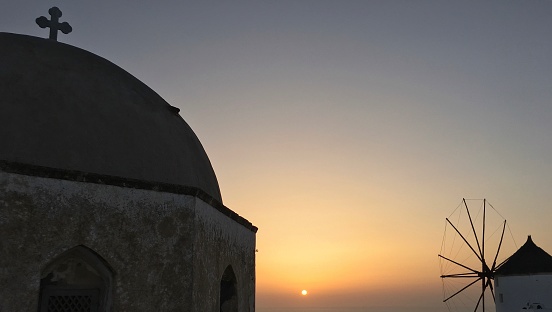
[
  {"x1": 220, "y1": 265, "x2": 238, "y2": 312},
  {"x1": 38, "y1": 246, "x2": 113, "y2": 312}
]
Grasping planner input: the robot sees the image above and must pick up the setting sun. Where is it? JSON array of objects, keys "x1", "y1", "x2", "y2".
[{"x1": 301, "y1": 290, "x2": 308, "y2": 296}]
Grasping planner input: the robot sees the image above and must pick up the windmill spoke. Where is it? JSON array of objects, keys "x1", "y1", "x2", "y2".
[
  {"x1": 488, "y1": 279, "x2": 496, "y2": 302},
  {"x1": 482, "y1": 275, "x2": 486, "y2": 312},
  {"x1": 473, "y1": 287, "x2": 484, "y2": 312},
  {"x1": 438, "y1": 254, "x2": 479, "y2": 274},
  {"x1": 443, "y1": 277, "x2": 481, "y2": 302},
  {"x1": 482, "y1": 199, "x2": 486, "y2": 263},
  {"x1": 491, "y1": 220, "x2": 507, "y2": 271},
  {"x1": 440, "y1": 272, "x2": 479, "y2": 278},
  {"x1": 446, "y1": 218, "x2": 483, "y2": 262},
  {"x1": 496, "y1": 256, "x2": 510, "y2": 270},
  {"x1": 464, "y1": 198, "x2": 483, "y2": 259}
]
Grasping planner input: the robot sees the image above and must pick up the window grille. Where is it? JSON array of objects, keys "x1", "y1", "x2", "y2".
[{"x1": 40, "y1": 288, "x2": 99, "y2": 312}]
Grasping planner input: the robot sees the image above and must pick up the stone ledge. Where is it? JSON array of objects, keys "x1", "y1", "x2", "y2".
[{"x1": 0, "y1": 159, "x2": 257, "y2": 233}]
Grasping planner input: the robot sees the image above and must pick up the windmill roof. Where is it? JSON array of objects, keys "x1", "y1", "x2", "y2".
[{"x1": 495, "y1": 236, "x2": 552, "y2": 276}]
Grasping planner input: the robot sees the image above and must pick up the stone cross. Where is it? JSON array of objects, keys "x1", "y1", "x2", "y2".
[{"x1": 36, "y1": 7, "x2": 72, "y2": 41}]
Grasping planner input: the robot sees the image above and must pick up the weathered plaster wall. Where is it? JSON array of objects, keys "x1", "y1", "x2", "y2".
[
  {"x1": 192, "y1": 199, "x2": 256, "y2": 312},
  {"x1": 0, "y1": 167, "x2": 256, "y2": 312},
  {"x1": 1, "y1": 170, "x2": 198, "y2": 311}
]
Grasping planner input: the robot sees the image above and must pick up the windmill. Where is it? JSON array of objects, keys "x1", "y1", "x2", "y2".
[{"x1": 438, "y1": 199, "x2": 516, "y2": 312}]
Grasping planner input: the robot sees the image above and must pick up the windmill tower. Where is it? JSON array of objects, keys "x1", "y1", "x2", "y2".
[{"x1": 495, "y1": 236, "x2": 552, "y2": 312}]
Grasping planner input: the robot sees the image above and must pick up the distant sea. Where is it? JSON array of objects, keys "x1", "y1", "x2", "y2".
[{"x1": 257, "y1": 307, "x2": 444, "y2": 312}]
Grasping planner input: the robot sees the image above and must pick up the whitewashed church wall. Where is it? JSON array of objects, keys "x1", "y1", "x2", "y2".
[
  {"x1": 192, "y1": 198, "x2": 256, "y2": 312},
  {"x1": 495, "y1": 274, "x2": 552, "y2": 312},
  {"x1": 0, "y1": 170, "x2": 201, "y2": 311}
]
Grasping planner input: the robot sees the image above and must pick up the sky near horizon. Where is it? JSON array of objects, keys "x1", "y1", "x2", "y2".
[{"x1": 3, "y1": 1, "x2": 552, "y2": 310}]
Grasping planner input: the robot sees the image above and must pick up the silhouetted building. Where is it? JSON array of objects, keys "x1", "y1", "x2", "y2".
[
  {"x1": 495, "y1": 236, "x2": 552, "y2": 312},
  {"x1": 0, "y1": 32, "x2": 257, "y2": 312}
]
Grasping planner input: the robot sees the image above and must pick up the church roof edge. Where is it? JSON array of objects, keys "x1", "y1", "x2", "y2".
[{"x1": 0, "y1": 160, "x2": 258, "y2": 233}]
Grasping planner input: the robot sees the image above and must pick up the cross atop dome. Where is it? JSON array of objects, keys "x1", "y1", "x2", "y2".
[{"x1": 36, "y1": 7, "x2": 72, "y2": 41}]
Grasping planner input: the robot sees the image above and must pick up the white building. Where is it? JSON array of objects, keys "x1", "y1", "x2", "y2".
[{"x1": 495, "y1": 236, "x2": 552, "y2": 312}]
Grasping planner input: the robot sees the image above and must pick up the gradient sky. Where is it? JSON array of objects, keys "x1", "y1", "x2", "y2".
[{"x1": 3, "y1": 1, "x2": 552, "y2": 310}]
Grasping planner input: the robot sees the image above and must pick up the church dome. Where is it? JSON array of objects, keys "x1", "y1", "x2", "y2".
[{"x1": 0, "y1": 32, "x2": 222, "y2": 201}]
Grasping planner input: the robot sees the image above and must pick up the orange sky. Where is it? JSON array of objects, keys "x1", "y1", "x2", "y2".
[{"x1": 5, "y1": 1, "x2": 552, "y2": 310}]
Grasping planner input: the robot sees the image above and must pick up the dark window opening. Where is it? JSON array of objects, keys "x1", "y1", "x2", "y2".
[
  {"x1": 220, "y1": 266, "x2": 238, "y2": 312},
  {"x1": 38, "y1": 246, "x2": 113, "y2": 312}
]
